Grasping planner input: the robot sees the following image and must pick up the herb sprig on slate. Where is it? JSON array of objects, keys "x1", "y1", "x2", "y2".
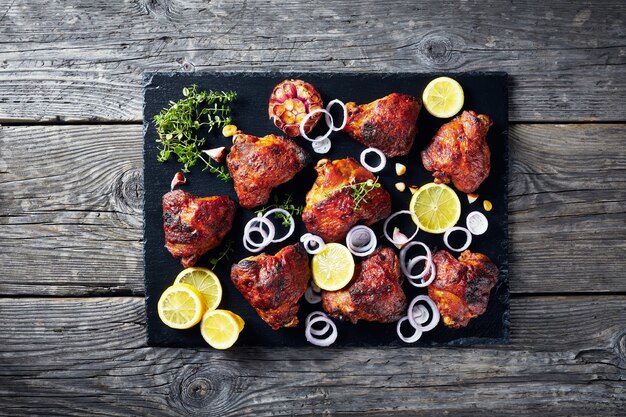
[
  {"x1": 255, "y1": 193, "x2": 304, "y2": 227},
  {"x1": 331, "y1": 178, "x2": 381, "y2": 212},
  {"x1": 153, "y1": 85, "x2": 236, "y2": 180}
]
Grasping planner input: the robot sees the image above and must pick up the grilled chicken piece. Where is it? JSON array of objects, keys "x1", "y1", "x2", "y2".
[
  {"x1": 302, "y1": 158, "x2": 391, "y2": 242},
  {"x1": 343, "y1": 93, "x2": 421, "y2": 157},
  {"x1": 162, "y1": 190, "x2": 236, "y2": 268},
  {"x1": 226, "y1": 132, "x2": 311, "y2": 209},
  {"x1": 322, "y1": 247, "x2": 406, "y2": 324},
  {"x1": 428, "y1": 250, "x2": 499, "y2": 329},
  {"x1": 231, "y1": 243, "x2": 311, "y2": 330},
  {"x1": 421, "y1": 110, "x2": 493, "y2": 193}
]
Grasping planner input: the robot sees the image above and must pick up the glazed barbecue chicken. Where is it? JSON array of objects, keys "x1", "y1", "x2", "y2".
[
  {"x1": 343, "y1": 93, "x2": 421, "y2": 157},
  {"x1": 226, "y1": 132, "x2": 311, "y2": 209},
  {"x1": 302, "y1": 158, "x2": 391, "y2": 242},
  {"x1": 231, "y1": 243, "x2": 311, "y2": 330},
  {"x1": 428, "y1": 250, "x2": 499, "y2": 329},
  {"x1": 421, "y1": 110, "x2": 493, "y2": 193},
  {"x1": 162, "y1": 190, "x2": 236, "y2": 268},
  {"x1": 322, "y1": 247, "x2": 406, "y2": 324}
]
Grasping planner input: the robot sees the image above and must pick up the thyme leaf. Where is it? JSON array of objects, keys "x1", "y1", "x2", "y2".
[
  {"x1": 330, "y1": 177, "x2": 382, "y2": 212},
  {"x1": 208, "y1": 239, "x2": 235, "y2": 270},
  {"x1": 255, "y1": 193, "x2": 304, "y2": 227}
]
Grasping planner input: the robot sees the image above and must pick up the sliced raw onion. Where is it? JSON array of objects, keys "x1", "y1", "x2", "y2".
[
  {"x1": 300, "y1": 233, "x2": 326, "y2": 255},
  {"x1": 305, "y1": 312, "x2": 338, "y2": 347},
  {"x1": 392, "y1": 227, "x2": 409, "y2": 249},
  {"x1": 396, "y1": 316, "x2": 423, "y2": 343},
  {"x1": 325, "y1": 99, "x2": 347, "y2": 131},
  {"x1": 407, "y1": 295, "x2": 440, "y2": 332},
  {"x1": 243, "y1": 216, "x2": 275, "y2": 252},
  {"x1": 311, "y1": 281, "x2": 321, "y2": 294},
  {"x1": 466, "y1": 211, "x2": 489, "y2": 235},
  {"x1": 360, "y1": 147, "x2": 386, "y2": 173},
  {"x1": 304, "y1": 286, "x2": 322, "y2": 304},
  {"x1": 383, "y1": 210, "x2": 419, "y2": 246},
  {"x1": 262, "y1": 208, "x2": 295, "y2": 243},
  {"x1": 443, "y1": 226, "x2": 472, "y2": 252},
  {"x1": 405, "y1": 256, "x2": 436, "y2": 287},
  {"x1": 311, "y1": 137, "x2": 331, "y2": 154},
  {"x1": 300, "y1": 109, "x2": 333, "y2": 142},
  {"x1": 346, "y1": 225, "x2": 377, "y2": 257}
]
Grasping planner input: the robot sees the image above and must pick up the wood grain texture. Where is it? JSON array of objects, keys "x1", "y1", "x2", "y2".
[
  {"x1": 0, "y1": 0, "x2": 624, "y2": 122},
  {"x1": 1, "y1": 123, "x2": 625, "y2": 295},
  {"x1": 0, "y1": 296, "x2": 624, "y2": 416}
]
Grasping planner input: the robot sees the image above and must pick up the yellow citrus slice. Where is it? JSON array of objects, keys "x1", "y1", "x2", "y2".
[
  {"x1": 311, "y1": 243, "x2": 355, "y2": 291},
  {"x1": 157, "y1": 283, "x2": 205, "y2": 329},
  {"x1": 422, "y1": 76, "x2": 464, "y2": 118},
  {"x1": 409, "y1": 182, "x2": 461, "y2": 234},
  {"x1": 224, "y1": 311, "x2": 245, "y2": 332},
  {"x1": 174, "y1": 267, "x2": 222, "y2": 311},
  {"x1": 200, "y1": 309, "x2": 241, "y2": 350}
]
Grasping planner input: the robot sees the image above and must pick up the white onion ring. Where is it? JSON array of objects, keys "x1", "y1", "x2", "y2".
[
  {"x1": 311, "y1": 281, "x2": 321, "y2": 294},
  {"x1": 399, "y1": 241, "x2": 432, "y2": 273},
  {"x1": 300, "y1": 109, "x2": 333, "y2": 142},
  {"x1": 262, "y1": 208, "x2": 295, "y2": 243},
  {"x1": 346, "y1": 225, "x2": 377, "y2": 257},
  {"x1": 407, "y1": 295, "x2": 440, "y2": 332},
  {"x1": 443, "y1": 226, "x2": 472, "y2": 252},
  {"x1": 243, "y1": 216, "x2": 275, "y2": 252},
  {"x1": 305, "y1": 312, "x2": 338, "y2": 347},
  {"x1": 300, "y1": 233, "x2": 326, "y2": 255},
  {"x1": 405, "y1": 255, "x2": 431, "y2": 280},
  {"x1": 360, "y1": 147, "x2": 386, "y2": 173},
  {"x1": 304, "y1": 286, "x2": 322, "y2": 304},
  {"x1": 466, "y1": 211, "x2": 489, "y2": 235},
  {"x1": 412, "y1": 305, "x2": 430, "y2": 325},
  {"x1": 383, "y1": 210, "x2": 419, "y2": 246},
  {"x1": 324, "y1": 99, "x2": 347, "y2": 131},
  {"x1": 311, "y1": 137, "x2": 332, "y2": 154},
  {"x1": 396, "y1": 316, "x2": 423, "y2": 343},
  {"x1": 405, "y1": 257, "x2": 436, "y2": 288}
]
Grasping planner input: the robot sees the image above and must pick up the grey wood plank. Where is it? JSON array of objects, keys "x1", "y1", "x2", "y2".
[
  {"x1": 0, "y1": 296, "x2": 624, "y2": 416},
  {"x1": 0, "y1": 0, "x2": 624, "y2": 122},
  {"x1": 1, "y1": 124, "x2": 624, "y2": 295}
]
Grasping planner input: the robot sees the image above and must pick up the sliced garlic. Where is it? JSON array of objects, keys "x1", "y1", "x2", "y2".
[
  {"x1": 467, "y1": 193, "x2": 479, "y2": 204},
  {"x1": 395, "y1": 163, "x2": 407, "y2": 176},
  {"x1": 409, "y1": 185, "x2": 419, "y2": 195},
  {"x1": 395, "y1": 182, "x2": 406, "y2": 192},
  {"x1": 203, "y1": 146, "x2": 226, "y2": 163},
  {"x1": 483, "y1": 200, "x2": 493, "y2": 211}
]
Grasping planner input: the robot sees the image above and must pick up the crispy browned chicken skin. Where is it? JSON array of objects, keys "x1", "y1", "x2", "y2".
[
  {"x1": 428, "y1": 250, "x2": 499, "y2": 329},
  {"x1": 421, "y1": 110, "x2": 493, "y2": 193},
  {"x1": 302, "y1": 158, "x2": 391, "y2": 242},
  {"x1": 162, "y1": 190, "x2": 236, "y2": 268},
  {"x1": 231, "y1": 243, "x2": 311, "y2": 330},
  {"x1": 322, "y1": 247, "x2": 406, "y2": 324},
  {"x1": 343, "y1": 93, "x2": 421, "y2": 157},
  {"x1": 226, "y1": 132, "x2": 311, "y2": 209}
]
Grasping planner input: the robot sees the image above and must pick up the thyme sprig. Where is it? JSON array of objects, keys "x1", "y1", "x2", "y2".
[
  {"x1": 153, "y1": 85, "x2": 236, "y2": 179},
  {"x1": 208, "y1": 239, "x2": 235, "y2": 270},
  {"x1": 334, "y1": 177, "x2": 382, "y2": 212},
  {"x1": 255, "y1": 193, "x2": 304, "y2": 227}
]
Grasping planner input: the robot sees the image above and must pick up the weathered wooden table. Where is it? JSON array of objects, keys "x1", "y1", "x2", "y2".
[{"x1": 1, "y1": 1, "x2": 624, "y2": 415}]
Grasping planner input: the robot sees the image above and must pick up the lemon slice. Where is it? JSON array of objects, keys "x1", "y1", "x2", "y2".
[
  {"x1": 409, "y1": 182, "x2": 461, "y2": 234},
  {"x1": 224, "y1": 311, "x2": 245, "y2": 332},
  {"x1": 157, "y1": 283, "x2": 206, "y2": 329},
  {"x1": 201, "y1": 309, "x2": 241, "y2": 349},
  {"x1": 311, "y1": 243, "x2": 355, "y2": 291},
  {"x1": 174, "y1": 267, "x2": 222, "y2": 311},
  {"x1": 422, "y1": 77, "x2": 464, "y2": 118}
]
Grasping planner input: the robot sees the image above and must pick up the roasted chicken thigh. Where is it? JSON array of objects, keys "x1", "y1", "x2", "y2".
[
  {"x1": 302, "y1": 158, "x2": 391, "y2": 242},
  {"x1": 226, "y1": 132, "x2": 311, "y2": 209},
  {"x1": 421, "y1": 110, "x2": 493, "y2": 193},
  {"x1": 162, "y1": 190, "x2": 236, "y2": 268},
  {"x1": 322, "y1": 247, "x2": 406, "y2": 324},
  {"x1": 343, "y1": 93, "x2": 421, "y2": 157},
  {"x1": 231, "y1": 243, "x2": 311, "y2": 330},
  {"x1": 428, "y1": 249, "x2": 499, "y2": 329}
]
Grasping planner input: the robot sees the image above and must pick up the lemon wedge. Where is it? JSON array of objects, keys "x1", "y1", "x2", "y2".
[
  {"x1": 157, "y1": 283, "x2": 206, "y2": 329},
  {"x1": 201, "y1": 309, "x2": 242, "y2": 349},
  {"x1": 422, "y1": 77, "x2": 464, "y2": 118},
  {"x1": 409, "y1": 182, "x2": 461, "y2": 234},
  {"x1": 311, "y1": 243, "x2": 355, "y2": 291}
]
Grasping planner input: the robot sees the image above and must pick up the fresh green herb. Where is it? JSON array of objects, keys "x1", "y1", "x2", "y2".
[
  {"x1": 153, "y1": 85, "x2": 236, "y2": 179},
  {"x1": 208, "y1": 239, "x2": 235, "y2": 270},
  {"x1": 255, "y1": 193, "x2": 304, "y2": 227},
  {"x1": 329, "y1": 178, "x2": 382, "y2": 212}
]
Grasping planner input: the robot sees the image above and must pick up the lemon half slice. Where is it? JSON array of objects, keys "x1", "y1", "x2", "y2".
[
  {"x1": 409, "y1": 182, "x2": 461, "y2": 234},
  {"x1": 174, "y1": 267, "x2": 222, "y2": 312},
  {"x1": 422, "y1": 77, "x2": 464, "y2": 118},
  {"x1": 311, "y1": 243, "x2": 355, "y2": 291},
  {"x1": 157, "y1": 283, "x2": 206, "y2": 329}
]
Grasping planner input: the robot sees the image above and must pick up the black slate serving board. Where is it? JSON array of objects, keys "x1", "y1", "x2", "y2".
[{"x1": 143, "y1": 72, "x2": 509, "y2": 347}]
